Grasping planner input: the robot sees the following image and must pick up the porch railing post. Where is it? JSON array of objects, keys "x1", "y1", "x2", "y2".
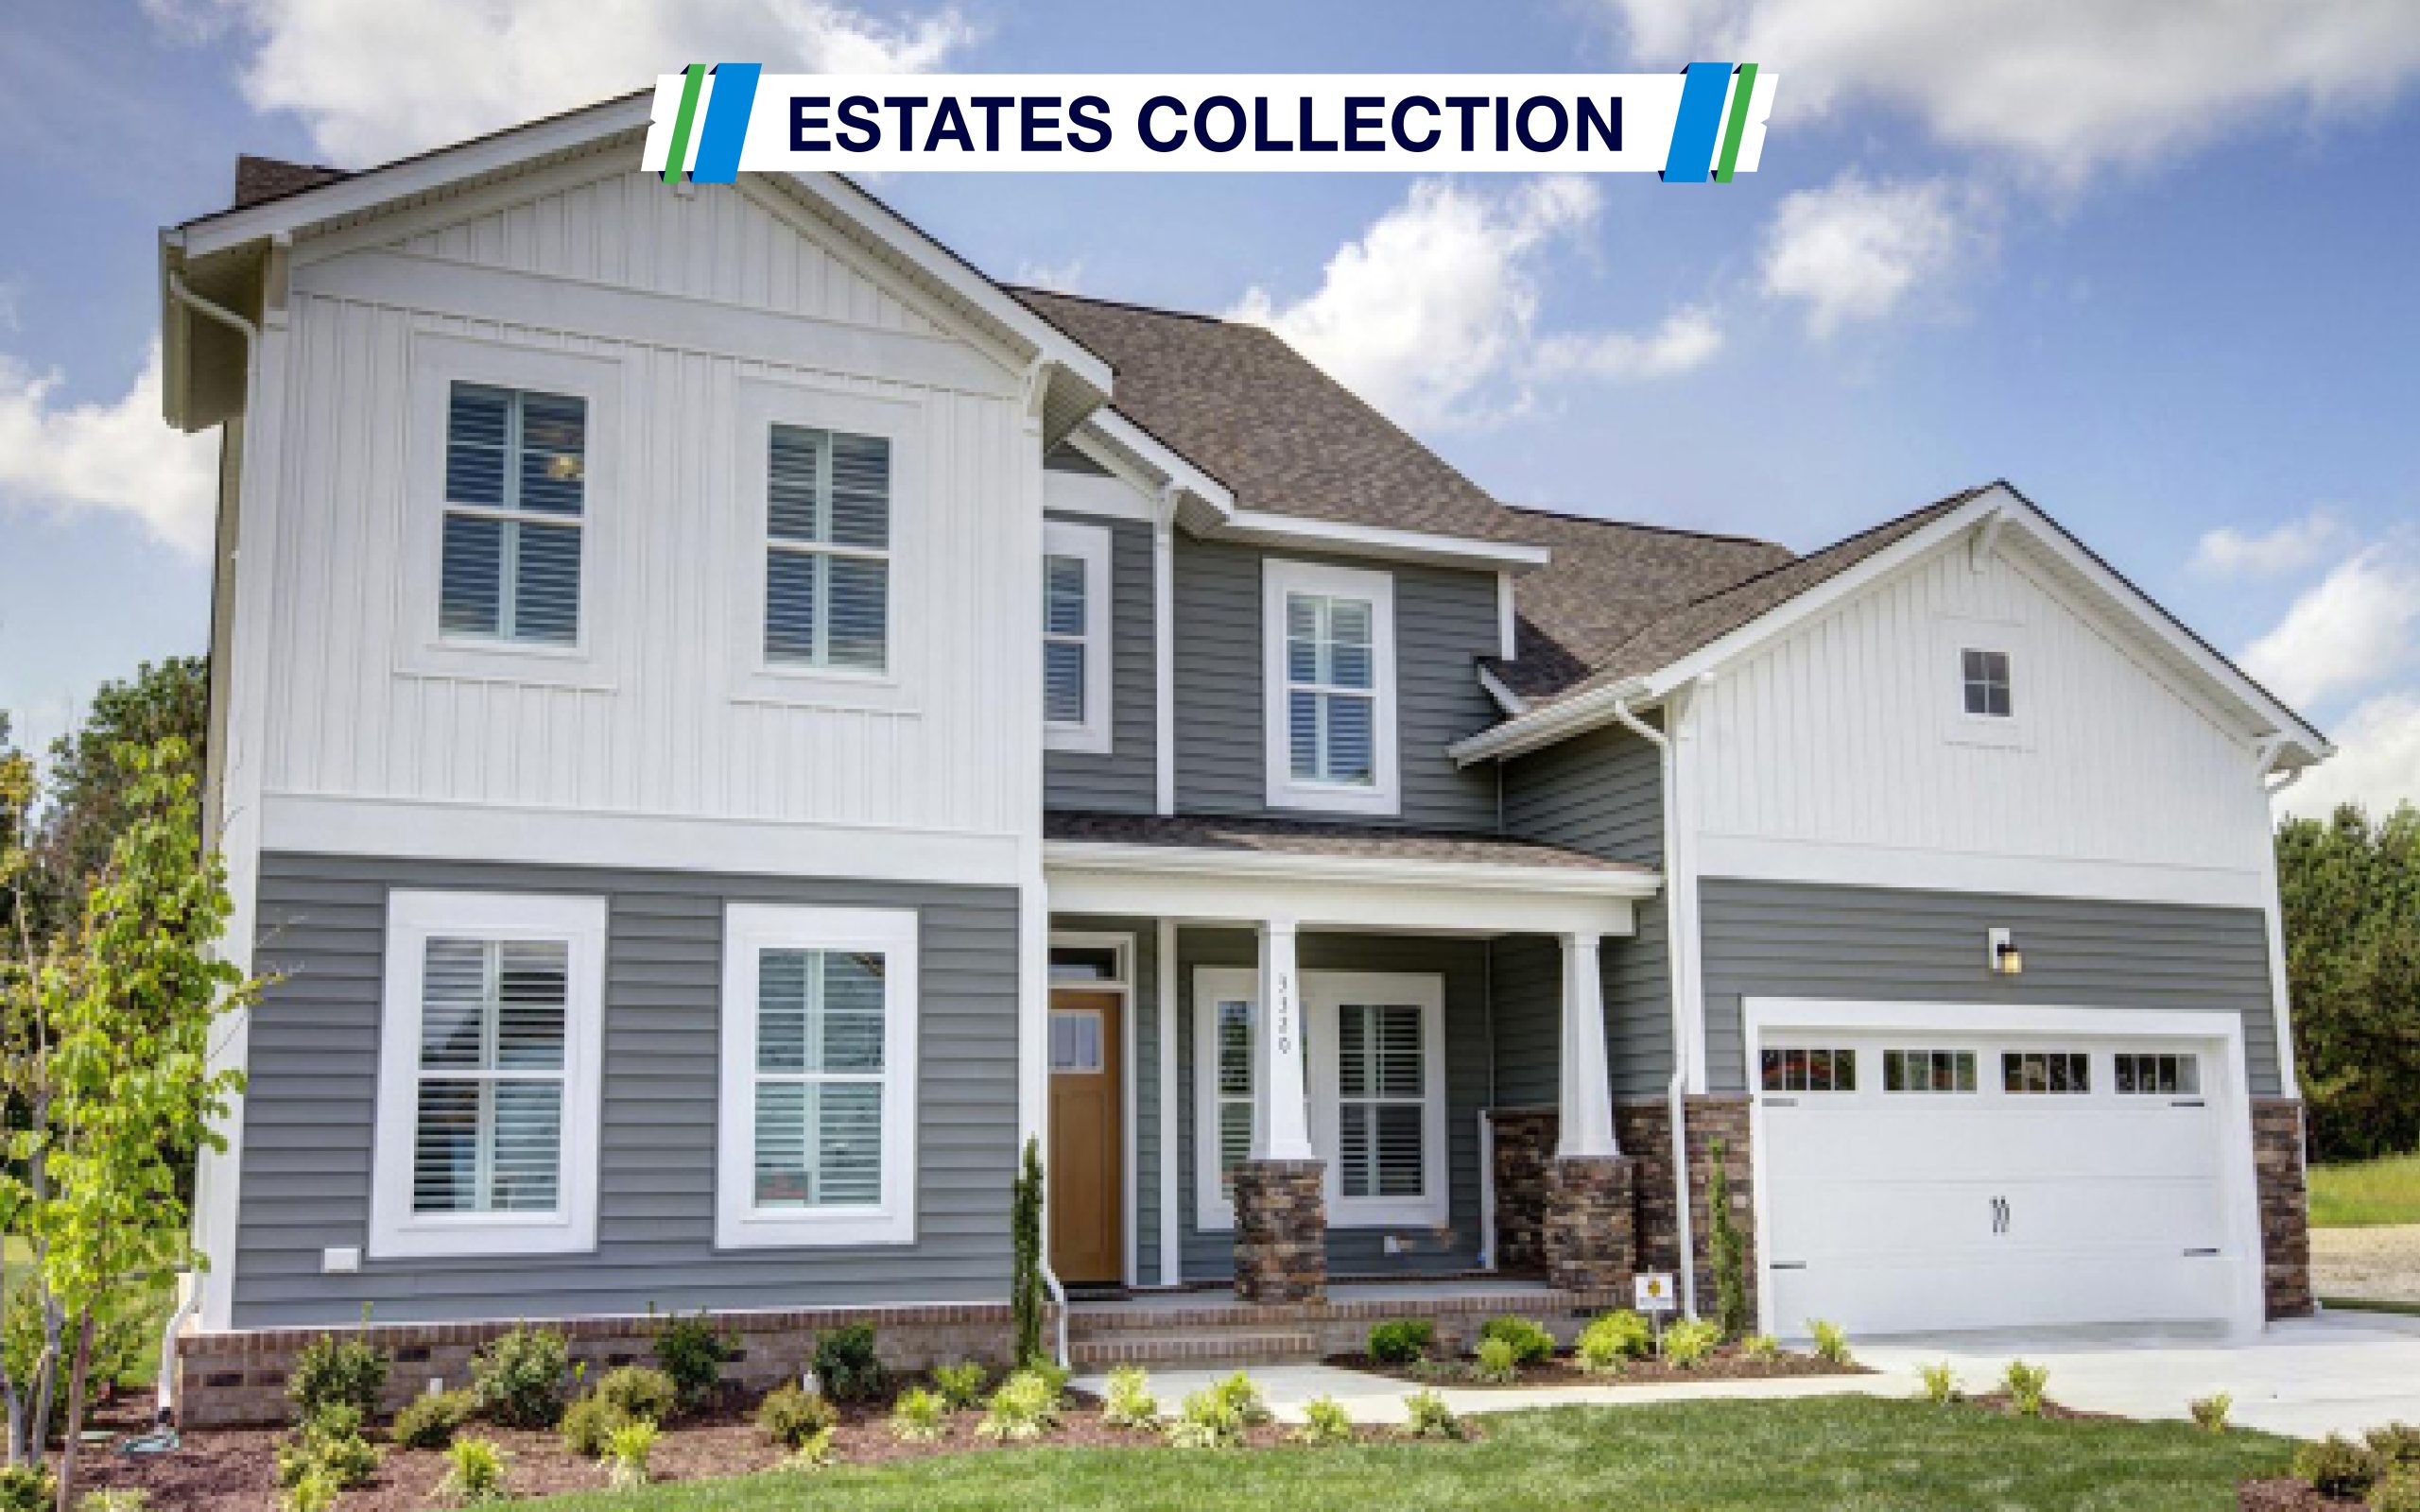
[
  {"x1": 1557, "y1": 931, "x2": 1620, "y2": 1160},
  {"x1": 1253, "y1": 918, "x2": 1316, "y2": 1161}
]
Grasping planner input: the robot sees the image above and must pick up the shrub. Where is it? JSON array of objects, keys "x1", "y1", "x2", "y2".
[
  {"x1": 1101, "y1": 1365, "x2": 1159, "y2": 1429},
  {"x1": 1576, "y1": 1311, "x2": 1651, "y2": 1374},
  {"x1": 1166, "y1": 1371, "x2": 1267, "y2": 1450},
  {"x1": 2299, "y1": 1435, "x2": 2386, "y2": 1499},
  {"x1": 471, "y1": 1324, "x2": 570, "y2": 1429},
  {"x1": 393, "y1": 1387, "x2": 477, "y2": 1450},
  {"x1": 287, "y1": 1332, "x2": 390, "y2": 1427},
  {"x1": 1367, "y1": 1318, "x2": 1436, "y2": 1366},
  {"x1": 813, "y1": 1322, "x2": 886, "y2": 1403},
  {"x1": 1808, "y1": 1319, "x2": 1854, "y2": 1366},
  {"x1": 2373, "y1": 1471, "x2": 2420, "y2": 1512},
  {"x1": 757, "y1": 1383, "x2": 838, "y2": 1450},
  {"x1": 1478, "y1": 1315, "x2": 1555, "y2": 1367},
  {"x1": 1920, "y1": 1362, "x2": 1960, "y2": 1405},
  {"x1": 1404, "y1": 1387, "x2": 1462, "y2": 1440},
  {"x1": 281, "y1": 1470, "x2": 337, "y2": 1512},
  {"x1": 277, "y1": 1403, "x2": 381, "y2": 1491},
  {"x1": 561, "y1": 1391, "x2": 632, "y2": 1458},
  {"x1": 2002, "y1": 1361, "x2": 2049, "y2": 1418},
  {"x1": 2374, "y1": 1424, "x2": 2420, "y2": 1467},
  {"x1": 977, "y1": 1367, "x2": 1063, "y2": 1442},
  {"x1": 438, "y1": 1435, "x2": 510, "y2": 1505},
  {"x1": 1011, "y1": 1136, "x2": 1046, "y2": 1366},
  {"x1": 651, "y1": 1312, "x2": 735, "y2": 1416},
  {"x1": 596, "y1": 1365, "x2": 679, "y2": 1426},
  {"x1": 890, "y1": 1386, "x2": 948, "y2": 1443},
  {"x1": 1473, "y1": 1336, "x2": 1521, "y2": 1384},
  {"x1": 785, "y1": 1426, "x2": 837, "y2": 1472},
  {"x1": 931, "y1": 1360, "x2": 988, "y2": 1411},
  {"x1": 1707, "y1": 1137, "x2": 1750, "y2": 1340},
  {"x1": 0, "y1": 1468, "x2": 52, "y2": 1512},
  {"x1": 605, "y1": 1418, "x2": 659, "y2": 1490},
  {"x1": 2190, "y1": 1393, "x2": 2233, "y2": 1433},
  {"x1": 1741, "y1": 1334, "x2": 1781, "y2": 1363},
  {"x1": 1661, "y1": 1318, "x2": 1721, "y2": 1368},
  {"x1": 78, "y1": 1494, "x2": 149, "y2": 1512},
  {"x1": 1295, "y1": 1395, "x2": 1354, "y2": 1447}
]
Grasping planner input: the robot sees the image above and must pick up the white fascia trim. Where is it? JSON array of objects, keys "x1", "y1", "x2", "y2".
[
  {"x1": 1046, "y1": 854, "x2": 1644, "y2": 938},
  {"x1": 1215, "y1": 510, "x2": 1551, "y2": 572},
  {"x1": 1042, "y1": 519, "x2": 1115, "y2": 755},
  {"x1": 1088, "y1": 409, "x2": 1235, "y2": 520},
  {"x1": 1044, "y1": 841, "x2": 1660, "y2": 900},
  {"x1": 368, "y1": 890, "x2": 608, "y2": 1260},
  {"x1": 715, "y1": 902, "x2": 921, "y2": 1248},
  {"x1": 1477, "y1": 664, "x2": 1529, "y2": 717},
  {"x1": 1449, "y1": 679, "x2": 1651, "y2": 765}
]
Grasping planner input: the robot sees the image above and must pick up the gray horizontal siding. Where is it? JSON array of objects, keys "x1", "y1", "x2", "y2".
[
  {"x1": 1172, "y1": 539, "x2": 1500, "y2": 831},
  {"x1": 1174, "y1": 930, "x2": 1491, "y2": 1281},
  {"x1": 1049, "y1": 915, "x2": 1160, "y2": 1283},
  {"x1": 1485, "y1": 911, "x2": 1673, "y2": 1111},
  {"x1": 237, "y1": 851, "x2": 1021, "y2": 1330},
  {"x1": 1043, "y1": 512, "x2": 1157, "y2": 815},
  {"x1": 1699, "y1": 880, "x2": 2282, "y2": 1096}
]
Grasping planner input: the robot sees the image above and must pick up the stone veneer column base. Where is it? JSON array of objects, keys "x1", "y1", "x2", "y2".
[
  {"x1": 2253, "y1": 1097, "x2": 2314, "y2": 1319},
  {"x1": 1233, "y1": 1160, "x2": 1327, "y2": 1304},
  {"x1": 1542, "y1": 1155, "x2": 1636, "y2": 1293}
]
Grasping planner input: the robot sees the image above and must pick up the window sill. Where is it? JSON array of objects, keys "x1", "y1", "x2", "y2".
[
  {"x1": 395, "y1": 638, "x2": 615, "y2": 693},
  {"x1": 732, "y1": 661, "x2": 920, "y2": 715},
  {"x1": 367, "y1": 1212, "x2": 595, "y2": 1261},
  {"x1": 1264, "y1": 779, "x2": 1401, "y2": 817},
  {"x1": 714, "y1": 1208, "x2": 917, "y2": 1249},
  {"x1": 1046, "y1": 721, "x2": 1113, "y2": 756}
]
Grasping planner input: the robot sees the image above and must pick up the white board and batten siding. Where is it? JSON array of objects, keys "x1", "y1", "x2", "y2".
[
  {"x1": 255, "y1": 164, "x2": 1046, "y2": 885},
  {"x1": 1689, "y1": 539, "x2": 2275, "y2": 910}
]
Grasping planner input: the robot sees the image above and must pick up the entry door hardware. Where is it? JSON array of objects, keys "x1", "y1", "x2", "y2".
[{"x1": 1990, "y1": 1195, "x2": 2011, "y2": 1235}]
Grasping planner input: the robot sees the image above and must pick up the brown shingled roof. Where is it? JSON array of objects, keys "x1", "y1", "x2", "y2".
[
  {"x1": 233, "y1": 155, "x2": 350, "y2": 210},
  {"x1": 1045, "y1": 811, "x2": 1644, "y2": 874},
  {"x1": 1011, "y1": 286, "x2": 1531, "y2": 543}
]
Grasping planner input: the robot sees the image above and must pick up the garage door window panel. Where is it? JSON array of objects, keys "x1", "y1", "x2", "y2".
[
  {"x1": 2003, "y1": 1051, "x2": 2091, "y2": 1094},
  {"x1": 2115, "y1": 1053, "x2": 2199, "y2": 1096},
  {"x1": 1882, "y1": 1049, "x2": 1977, "y2": 1093},
  {"x1": 1761, "y1": 1047, "x2": 1856, "y2": 1093}
]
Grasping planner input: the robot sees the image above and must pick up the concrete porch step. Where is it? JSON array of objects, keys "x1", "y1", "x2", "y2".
[{"x1": 1069, "y1": 1330, "x2": 1321, "y2": 1367}]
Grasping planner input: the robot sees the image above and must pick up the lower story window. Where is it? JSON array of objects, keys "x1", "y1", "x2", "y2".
[
  {"x1": 1335, "y1": 1003, "x2": 1424, "y2": 1199},
  {"x1": 2115, "y1": 1053, "x2": 2200, "y2": 1095},
  {"x1": 717, "y1": 904, "x2": 919, "y2": 1247},
  {"x1": 1883, "y1": 1049, "x2": 1978, "y2": 1093}
]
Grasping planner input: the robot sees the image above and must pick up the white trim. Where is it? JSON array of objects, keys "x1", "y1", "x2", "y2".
[
  {"x1": 1047, "y1": 857, "x2": 1643, "y2": 938},
  {"x1": 1496, "y1": 573, "x2": 1519, "y2": 660},
  {"x1": 1156, "y1": 917, "x2": 1182, "y2": 1282},
  {"x1": 1478, "y1": 664, "x2": 1528, "y2": 717},
  {"x1": 1153, "y1": 508, "x2": 1177, "y2": 816},
  {"x1": 1937, "y1": 614, "x2": 2032, "y2": 750},
  {"x1": 1739, "y1": 995, "x2": 2266, "y2": 1340},
  {"x1": 1048, "y1": 930, "x2": 1138, "y2": 1288},
  {"x1": 1086, "y1": 409, "x2": 1235, "y2": 518},
  {"x1": 1045, "y1": 839, "x2": 1659, "y2": 899},
  {"x1": 1042, "y1": 465, "x2": 1157, "y2": 524},
  {"x1": 715, "y1": 902, "x2": 920, "y2": 1249},
  {"x1": 1042, "y1": 519, "x2": 1115, "y2": 755},
  {"x1": 1262, "y1": 558, "x2": 1401, "y2": 816},
  {"x1": 1307, "y1": 971, "x2": 1451, "y2": 1228},
  {"x1": 369, "y1": 890, "x2": 607, "y2": 1260},
  {"x1": 1214, "y1": 509, "x2": 1551, "y2": 572},
  {"x1": 1193, "y1": 966, "x2": 1257, "y2": 1232},
  {"x1": 1695, "y1": 834, "x2": 2270, "y2": 911}
]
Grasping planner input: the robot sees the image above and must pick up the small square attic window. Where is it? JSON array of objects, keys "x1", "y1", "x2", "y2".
[{"x1": 1962, "y1": 647, "x2": 2013, "y2": 718}]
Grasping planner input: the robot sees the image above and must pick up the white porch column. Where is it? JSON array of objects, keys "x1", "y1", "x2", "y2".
[
  {"x1": 1557, "y1": 931, "x2": 1621, "y2": 1160},
  {"x1": 1252, "y1": 919, "x2": 1317, "y2": 1161}
]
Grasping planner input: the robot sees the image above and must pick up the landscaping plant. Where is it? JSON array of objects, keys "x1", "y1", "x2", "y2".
[
  {"x1": 2373, "y1": 1471, "x2": 2420, "y2": 1512},
  {"x1": 1367, "y1": 1318, "x2": 1435, "y2": 1366},
  {"x1": 604, "y1": 1418, "x2": 658, "y2": 1490},
  {"x1": 977, "y1": 1368, "x2": 1062, "y2": 1442},
  {"x1": 756, "y1": 1383, "x2": 838, "y2": 1450},
  {"x1": 76, "y1": 1493, "x2": 146, "y2": 1512},
  {"x1": 1706, "y1": 1137, "x2": 1751, "y2": 1340},
  {"x1": 2298, "y1": 1435, "x2": 2385, "y2": 1500},
  {"x1": 1473, "y1": 1337, "x2": 1521, "y2": 1384},
  {"x1": 561, "y1": 1390, "x2": 633, "y2": 1459},
  {"x1": 890, "y1": 1386, "x2": 947, "y2": 1443},
  {"x1": 1660, "y1": 1318, "x2": 1721, "y2": 1368},
  {"x1": 1166, "y1": 1372, "x2": 1268, "y2": 1450},
  {"x1": 0, "y1": 1469, "x2": 50, "y2": 1512},
  {"x1": 1478, "y1": 1315, "x2": 1555, "y2": 1366},
  {"x1": 2189, "y1": 1393, "x2": 2232, "y2": 1433},
  {"x1": 1010, "y1": 1137, "x2": 1046, "y2": 1366},
  {"x1": 1403, "y1": 1388, "x2": 1463, "y2": 1441},
  {"x1": 1295, "y1": 1396, "x2": 1354, "y2": 1447},
  {"x1": 650, "y1": 1312, "x2": 735, "y2": 1416},
  {"x1": 392, "y1": 1387, "x2": 476, "y2": 1451},
  {"x1": 1920, "y1": 1363, "x2": 1960, "y2": 1406},
  {"x1": 812, "y1": 1322, "x2": 886, "y2": 1402},
  {"x1": 1808, "y1": 1319, "x2": 1854, "y2": 1366},
  {"x1": 471, "y1": 1323, "x2": 570, "y2": 1429},
  {"x1": 1740, "y1": 1334, "x2": 1781, "y2": 1363},
  {"x1": 274, "y1": 1403, "x2": 380, "y2": 1492},
  {"x1": 2001, "y1": 1361, "x2": 2049, "y2": 1418},
  {"x1": 2373, "y1": 1424, "x2": 2420, "y2": 1468},
  {"x1": 784, "y1": 1426, "x2": 837, "y2": 1473},
  {"x1": 930, "y1": 1360, "x2": 987, "y2": 1411},
  {"x1": 595, "y1": 1366, "x2": 679, "y2": 1426},
  {"x1": 280, "y1": 1469, "x2": 337, "y2": 1512},
  {"x1": 286, "y1": 1330, "x2": 389, "y2": 1427},
  {"x1": 437, "y1": 1435, "x2": 510, "y2": 1505},
  {"x1": 1575, "y1": 1311, "x2": 1651, "y2": 1375},
  {"x1": 1101, "y1": 1366, "x2": 1158, "y2": 1430}
]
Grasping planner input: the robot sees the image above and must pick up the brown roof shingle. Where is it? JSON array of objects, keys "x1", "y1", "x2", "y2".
[
  {"x1": 1044, "y1": 811, "x2": 1646, "y2": 874},
  {"x1": 1011, "y1": 287, "x2": 1531, "y2": 543},
  {"x1": 233, "y1": 155, "x2": 351, "y2": 210}
]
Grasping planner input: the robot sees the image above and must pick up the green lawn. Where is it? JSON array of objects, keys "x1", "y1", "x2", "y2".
[
  {"x1": 530, "y1": 1398, "x2": 2294, "y2": 1512},
  {"x1": 2310, "y1": 1153, "x2": 2420, "y2": 1228}
]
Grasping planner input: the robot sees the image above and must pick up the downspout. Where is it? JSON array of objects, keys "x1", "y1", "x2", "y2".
[
  {"x1": 160, "y1": 268, "x2": 259, "y2": 1424},
  {"x1": 1608, "y1": 696, "x2": 1698, "y2": 1321},
  {"x1": 1020, "y1": 355, "x2": 1071, "y2": 1368}
]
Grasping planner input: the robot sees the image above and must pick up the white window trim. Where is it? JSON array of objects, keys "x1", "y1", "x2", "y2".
[
  {"x1": 715, "y1": 902, "x2": 920, "y2": 1248},
  {"x1": 399, "y1": 334, "x2": 623, "y2": 687},
  {"x1": 369, "y1": 889, "x2": 607, "y2": 1260},
  {"x1": 1042, "y1": 519, "x2": 1114, "y2": 755},
  {"x1": 1936, "y1": 614, "x2": 2031, "y2": 750},
  {"x1": 1307, "y1": 971, "x2": 1449, "y2": 1228},
  {"x1": 1192, "y1": 966, "x2": 1257, "y2": 1233},
  {"x1": 1262, "y1": 558, "x2": 1400, "y2": 816},
  {"x1": 728, "y1": 377, "x2": 925, "y2": 714}
]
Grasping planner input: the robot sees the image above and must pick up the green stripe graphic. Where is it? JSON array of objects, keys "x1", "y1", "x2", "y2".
[
  {"x1": 662, "y1": 64, "x2": 707, "y2": 183},
  {"x1": 1713, "y1": 63, "x2": 1758, "y2": 182}
]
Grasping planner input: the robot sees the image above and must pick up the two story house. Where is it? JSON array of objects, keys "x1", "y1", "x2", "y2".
[{"x1": 155, "y1": 94, "x2": 2328, "y2": 1424}]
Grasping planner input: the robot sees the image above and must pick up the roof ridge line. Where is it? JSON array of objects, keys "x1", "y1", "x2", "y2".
[
  {"x1": 1503, "y1": 500, "x2": 1791, "y2": 554},
  {"x1": 1004, "y1": 283, "x2": 1235, "y2": 326}
]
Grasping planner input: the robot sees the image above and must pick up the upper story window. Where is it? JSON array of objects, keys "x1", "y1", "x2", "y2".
[
  {"x1": 1263, "y1": 558, "x2": 1399, "y2": 816},
  {"x1": 1962, "y1": 648, "x2": 2014, "y2": 718},
  {"x1": 441, "y1": 384, "x2": 587, "y2": 645},
  {"x1": 765, "y1": 424, "x2": 891, "y2": 675},
  {"x1": 1042, "y1": 520, "x2": 1113, "y2": 754}
]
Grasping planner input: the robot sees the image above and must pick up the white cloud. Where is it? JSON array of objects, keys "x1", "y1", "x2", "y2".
[
  {"x1": 2277, "y1": 693, "x2": 2420, "y2": 820},
  {"x1": 1532, "y1": 306, "x2": 1724, "y2": 381},
  {"x1": 1760, "y1": 171, "x2": 1963, "y2": 336},
  {"x1": 1012, "y1": 257, "x2": 1087, "y2": 296},
  {"x1": 2240, "y1": 540, "x2": 2420, "y2": 709},
  {"x1": 146, "y1": 0, "x2": 974, "y2": 163},
  {"x1": 1606, "y1": 0, "x2": 2420, "y2": 177},
  {"x1": 2191, "y1": 509, "x2": 2352, "y2": 579},
  {"x1": 0, "y1": 342, "x2": 216, "y2": 557}
]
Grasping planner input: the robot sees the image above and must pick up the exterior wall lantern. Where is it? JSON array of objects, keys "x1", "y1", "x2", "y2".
[{"x1": 1987, "y1": 927, "x2": 2023, "y2": 975}]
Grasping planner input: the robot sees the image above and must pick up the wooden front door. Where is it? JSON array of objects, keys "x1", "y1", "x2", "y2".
[{"x1": 1047, "y1": 988, "x2": 1123, "y2": 1286}]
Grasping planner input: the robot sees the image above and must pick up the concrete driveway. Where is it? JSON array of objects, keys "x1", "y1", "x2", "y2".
[{"x1": 1858, "y1": 1311, "x2": 2420, "y2": 1440}]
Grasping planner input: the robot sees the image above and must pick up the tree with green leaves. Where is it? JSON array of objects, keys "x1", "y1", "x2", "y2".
[
  {"x1": 2277, "y1": 801, "x2": 2420, "y2": 1163},
  {"x1": 32, "y1": 660, "x2": 206, "y2": 930},
  {"x1": 1010, "y1": 1137, "x2": 1046, "y2": 1367}
]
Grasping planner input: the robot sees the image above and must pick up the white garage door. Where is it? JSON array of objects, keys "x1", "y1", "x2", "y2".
[{"x1": 1755, "y1": 1017, "x2": 2253, "y2": 1338}]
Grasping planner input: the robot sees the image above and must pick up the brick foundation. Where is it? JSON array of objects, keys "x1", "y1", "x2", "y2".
[
  {"x1": 1489, "y1": 1109, "x2": 1556, "y2": 1272},
  {"x1": 2253, "y1": 1097, "x2": 2314, "y2": 1319},
  {"x1": 1542, "y1": 1155, "x2": 1636, "y2": 1292},
  {"x1": 1233, "y1": 1160, "x2": 1327, "y2": 1304},
  {"x1": 175, "y1": 1301, "x2": 1029, "y2": 1429}
]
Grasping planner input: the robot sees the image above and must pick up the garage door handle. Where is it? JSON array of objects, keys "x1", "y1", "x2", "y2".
[{"x1": 1991, "y1": 1196, "x2": 2010, "y2": 1235}]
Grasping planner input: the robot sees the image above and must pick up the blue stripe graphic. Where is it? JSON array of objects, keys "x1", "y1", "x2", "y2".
[
  {"x1": 690, "y1": 62, "x2": 761, "y2": 182},
  {"x1": 1662, "y1": 61, "x2": 1734, "y2": 183}
]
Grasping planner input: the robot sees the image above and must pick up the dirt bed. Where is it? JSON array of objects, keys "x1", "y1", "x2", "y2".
[
  {"x1": 1328, "y1": 1342, "x2": 1864, "y2": 1389},
  {"x1": 2313, "y1": 1225, "x2": 2420, "y2": 1305}
]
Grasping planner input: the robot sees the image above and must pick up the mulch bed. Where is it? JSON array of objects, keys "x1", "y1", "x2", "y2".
[
  {"x1": 1960, "y1": 1391, "x2": 2125, "y2": 1424},
  {"x1": 2238, "y1": 1479, "x2": 2352, "y2": 1510},
  {"x1": 66, "y1": 1385, "x2": 1410, "y2": 1511},
  {"x1": 1329, "y1": 1342, "x2": 1866, "y2": 1389}
]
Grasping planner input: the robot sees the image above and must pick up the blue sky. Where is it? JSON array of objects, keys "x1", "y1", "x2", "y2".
[{"x1": 3, "y1": 0, "x2": 2416, "y2": 816}]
